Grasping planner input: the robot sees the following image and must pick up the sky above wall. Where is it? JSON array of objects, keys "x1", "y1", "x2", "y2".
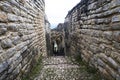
[{"x1": 45, "y1": 0, "x2": 80, "y2": 29}]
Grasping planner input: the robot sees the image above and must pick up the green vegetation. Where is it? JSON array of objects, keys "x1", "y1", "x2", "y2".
[
  {"x1": 69, "y1": 54, "x2": 102, "y2": 80},
  {"x1": 22, "y1": 56, "x2": 43, "y2": 80}
]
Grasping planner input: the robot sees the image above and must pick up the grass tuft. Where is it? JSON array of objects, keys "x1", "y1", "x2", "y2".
[
  {"x1": 69, "y1": 53, "x2": 102, "y2": 80},
  {"x1": 21, "y1": 56, "x2": 43, "y2": 80}
]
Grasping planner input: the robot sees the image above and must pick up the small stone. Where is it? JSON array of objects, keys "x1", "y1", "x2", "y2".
[
  {"x1": 0, "y1": 12, "x2": 7, "y2": 22},
  {"x1": 97, "y1": 58, "x2": 106, "y2": 67},
  {"x1": 7, "y1": 23, "x2": 19, "y2": 31},
  {"x1": 0, "y1": 61, "x2": 8, "y2": 73},
  {"x1": 0, "y1": 3, "x2": 13, "y2": 13},
  {"x1": 7, "y1": 13, "x2": 19, "y2": 22},
  {"x1": 11, "y1": 36, "x2": 21, "y2": 45},
  {"x1": 0, "y1": 28, "x2": 7, "y2": 35},
  {"x1": 112, "y1": 15, "x2": 120, "y2": 22},
  {"x1": 1, "y1": 38, "x2": 13, "y2": 49},
  {"x1": 113, "y1": 31, "x2": 120, "y2": 42},
  {"x1": 108, "y1": 57, "x2": 118, "y2": 69},
  {"x1": 112, "y1": 24, "x2": 120, "y2": 30},
  {"x1": 103, "y1": 31, "x2": 113, "y2": 41}
]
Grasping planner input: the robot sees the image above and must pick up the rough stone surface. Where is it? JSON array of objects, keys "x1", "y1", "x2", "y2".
[
  {"x1": 0, "y1": 0, "x2": 47, "y2": 80},
  {"x1": 54, "y1": 0, "x2": 120, "y2": 80},
  {"x1": 34, "y1": 56, "x2": 100, "y2": 80}
]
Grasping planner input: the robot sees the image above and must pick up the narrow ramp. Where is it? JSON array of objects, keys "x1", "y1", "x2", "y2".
[{"x1": 34, "y1": 56, "x2": 97, "y2": 80}]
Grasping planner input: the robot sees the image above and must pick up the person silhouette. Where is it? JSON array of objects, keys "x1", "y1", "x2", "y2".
[{"x1": 54, "y1": 41, "x2": 58, "y2": 56}]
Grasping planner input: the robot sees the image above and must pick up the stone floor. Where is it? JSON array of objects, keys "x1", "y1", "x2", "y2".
[{"x1": 34, "y1": 56, "x2": 100, "y2": 80}]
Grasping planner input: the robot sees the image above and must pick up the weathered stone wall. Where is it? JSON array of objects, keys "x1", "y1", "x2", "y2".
[
  {"x1": 0, "y1": 0, "x2": 46, "y2": 80},
  {"x1": 45, "y1": 15, "x2": 51, "y2": 56},
  {"x1": 64, "y1": 0, "x2": 120, "y2": 79}
]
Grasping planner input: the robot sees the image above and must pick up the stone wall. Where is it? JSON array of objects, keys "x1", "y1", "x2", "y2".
[
  {"x1": 0, "y1": 0, "x2": 46, "y2": 80},
  {"x1": 45, "y1": 15, "x2": 51, "y2": 56},
  {"x1": 63, "y1": 0, "x2": 120, "y2": 79}
]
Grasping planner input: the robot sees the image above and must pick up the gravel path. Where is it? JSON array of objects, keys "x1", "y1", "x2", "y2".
[{"x1": 34, "y1": 56, "x2": 99, "y2": 80}]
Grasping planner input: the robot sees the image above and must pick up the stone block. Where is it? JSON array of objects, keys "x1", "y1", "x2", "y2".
[
  {"x1": 113, "y1": 41, "x2": 120, "y2": 50},
  {"x1": 0, "y1": 71, "x2": 7, "y2": 80},
  {"x1": 1, "y1": 38, "x2": 13, "y2": 49},
  {"x1": 7, "y1": 23, "x2": 19, "y2": 31},
  {"x1": 112, "y1": 15, "x2": 120, "y2": 22},
  {"x1": 103, "y1": 31, "x2": 113, "y2": 41},
  {"x1": 13, "y1": 63, "x2": 22, "y2": 75},
  {"x1": 12, "y1": 7, "x2": 21, "y2": 16},
  {"x1": 111, "y1": 0, "x2": 120, "y2": 9},
  {"x1": 11, "y1": 36, "x2": 21, "y2": 45},
  {"x1": 105, "y1": 65, "x2": 118, "y2": 79},
  {"x1": 0, "y1": 61, "x2": 8, "y2": 73},
  {"x1": 107, "y1": 57, "x2": 118, "y2": 69},
  {"x1": 8, "y1": 54, "x2": 22, "y2": 73},
  {"x1": 0, "y1": 12, "x2": 7, "y2": 22},
  {"x1": 0, "y1": 2, "x2": 13, "y2": 13},
  {"x1": 113, "y1": 31, "x2": 120, "y2": 42},
  {"x1": 0, "y1": 28, "x2": 7, "y2": 35},
  {"x1": 112, "y1": 24, "x2": 120, "y2": 30},
  {"x1": 7, "y1": 13, "x2": 19, "y2": 22},
  {"x1": 88, "y1": 2, "x2": 97, "y2": 10}
]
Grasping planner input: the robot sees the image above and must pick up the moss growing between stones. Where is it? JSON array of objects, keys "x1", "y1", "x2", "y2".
[
  {"x1": 21, "y1": 56, "x2": 43, "y2": 80},
  {"x1": 69, "y1": 54, "x2": 103, "y2": 80}
]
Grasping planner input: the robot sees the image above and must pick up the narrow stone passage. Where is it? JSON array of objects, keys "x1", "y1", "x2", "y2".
[{"x1": 34, "y1": 56, "x2": 100, "y2": 80}]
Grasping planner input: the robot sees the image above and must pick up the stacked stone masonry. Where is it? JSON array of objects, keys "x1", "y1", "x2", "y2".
[
  {"x1": 63, "y1": 0, "x2": 120, "y2": 80},
  {"x1": 45, "y1": 15, "x2": 51, "y2": 56},
  {"x1": 0, "y1": 0, "x2": 46, "y2": 80}
]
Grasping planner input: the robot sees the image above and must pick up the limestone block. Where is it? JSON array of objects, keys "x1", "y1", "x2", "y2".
[
  {"x1": 20, "y1": 10, "x2": 28, "y2": 17},
  {"x1": 99, "y1": 53, "x2": 108, "y2": 63},
  {"x1": 103, "y1": 31, "x2": 113, "y2": 41},
  {"x1": 113, "y1": 31, "x2": 120, "y2": 42},
  {"x1": 0, "y1": 12, "x2": 7, "y2": 22},
  {"x1": 21, "y1": 57, "x2": 28, "y2": 66},
  {"x1": 1, "y1": 38, "x2": 13, "y2": 49},
  {"x1": 16, "y1": 41, "x2": 29, "y2": 51},
  {"x1": 107, "y1": 57, "x2": 118, "y2": 69},
  {"x1": 112, "y1": 15, "x2": 120, "y2": 22},
  {"x1": 88, "y1": 2, "x2": 97, "y2": 10},
  {"x1": 98, "y1": 66, "x2": 114, "y2": 80},
  {"x1": 112, "y1": 24, "x2": 120, "y2": 30},
  {"x1": 96, "y1": 18, "x2": 111, "y2": 24},
  {"x1": 0, "y1": 71, "x2": 7, "y2": 80},
  {"x1": 111, "y1": 0, "x2": 120, "y2": 9},
  {"x1": 110, "y1": 52, "x2": 120, "y2": 61},
  {"x1": 19, "y1": 46, "x2": 28, "y2": 55},
  {"x1": 11, "y1": 36, "x2": 21, "y2": 45},
  {"x1": 0, "y1": 28, "x2": 7, "y2": 35},
  {"x1": 113, "y1": 41, "x2": 120, "y2": 50},
  {"x1": 105, "y1": 65, "x2": 118, "y2": 79},
  {"x1": 13, "y1": 63, "x2": 22, "y2": 75},
  {"x1": 8, "y1": 13, "x2": 19, "y2": 22},
  {"x1": 8, "y1": 54, "x2": 22, "y2": 73},
  {"x1": 0, "y1": 61, "x2": 8, "y2": 73},
  {"x1": 97, "y1": 59, "x2": 106, "y2": 68},
  {"x1": 0, "y1": 2, "x2": 13, "y2": 13},
  {"x1": 102, "y1": 3, "x2": 110, "y2": 11},
  {"x1": 89, "y1": 44, "x2": 102, "y2": 54},
  {"x1": 7, "y1": 23, "x2": 19, "y2": 31},
  {"x1": 8, "y1": 0, "x2": 20, "y2": 9}
]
